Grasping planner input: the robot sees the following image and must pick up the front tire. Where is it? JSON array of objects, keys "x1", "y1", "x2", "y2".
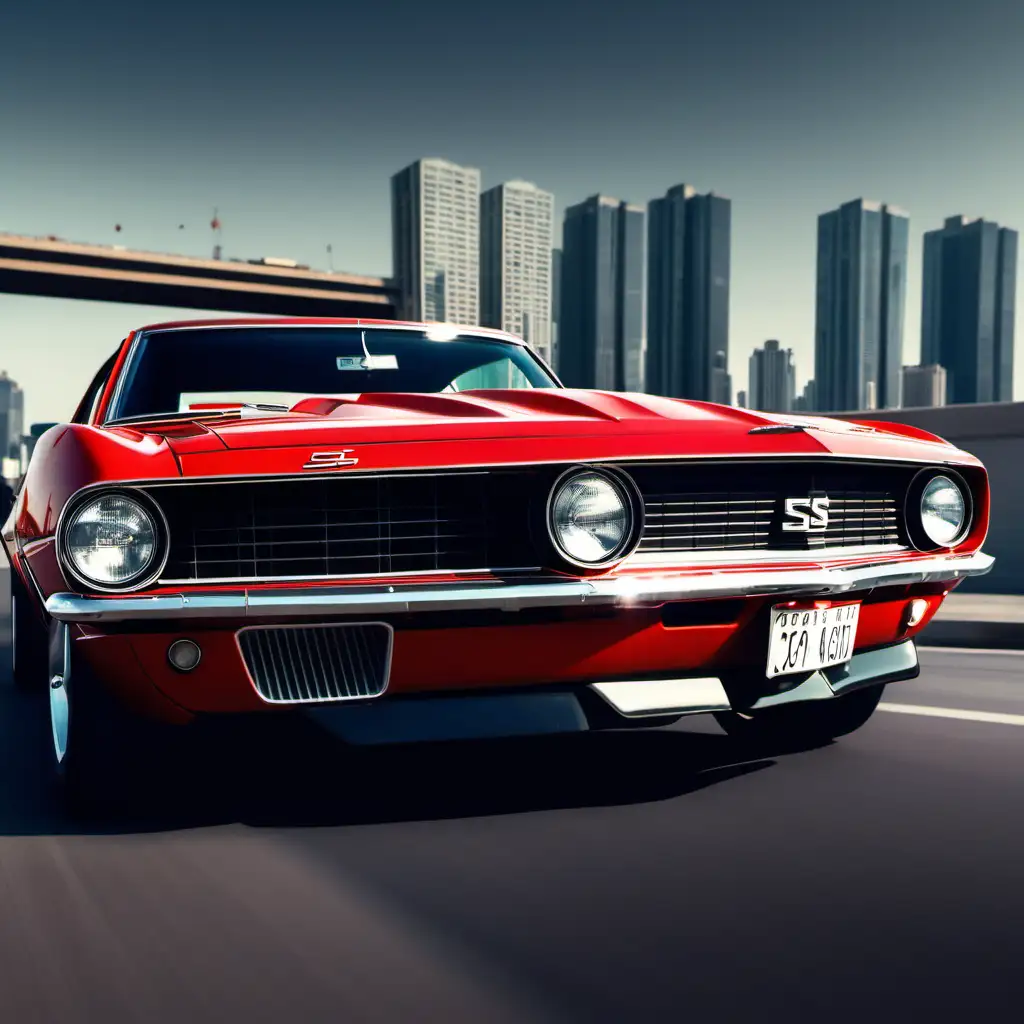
[
  {"x1": 714, "y1": 683, "x2": 885, "y2": 751},
  {"x1": 48, "y1": 625, "x2": 143, "y2": 817},
  {"x1": 11, "y1": 570, "x2": 47, "y2": 692}
]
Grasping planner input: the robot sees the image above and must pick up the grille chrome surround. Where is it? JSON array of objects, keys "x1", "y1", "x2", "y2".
[
  {"x1": 139, "y1": 459, "x2": 921, "y2": 587},
  {"x1": 630, "y1": 463, "x2": 910, "y2": 556},
  {"x1": 237, "y1": 622, "x2": 393, "y2": 705}
]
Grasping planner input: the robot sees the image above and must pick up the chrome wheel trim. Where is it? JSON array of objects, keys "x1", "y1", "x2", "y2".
[{"x1": 50, "y1": 676, "x2": 69, "y2": 765}]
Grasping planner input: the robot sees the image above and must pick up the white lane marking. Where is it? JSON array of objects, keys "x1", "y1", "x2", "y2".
[
  {"x1": 918, "y1": 645, "x2": 1024, "y2": 656},
  {"x1": 879, "y1": 702, "x2": 1024, "y2": 727}
]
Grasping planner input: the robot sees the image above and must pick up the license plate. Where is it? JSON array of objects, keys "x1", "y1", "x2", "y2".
[{"x1": 766, "y1": 602, "x2": 860, "y2": 679}]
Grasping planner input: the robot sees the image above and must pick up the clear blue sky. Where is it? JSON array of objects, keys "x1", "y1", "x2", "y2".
[{"x1": 1, "y1": 0, "x2": 1022, "y2": 425}]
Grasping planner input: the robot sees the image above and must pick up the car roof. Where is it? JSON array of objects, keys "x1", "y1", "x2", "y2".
[{"x1": 133, "y1": 317, "x2": 527, "y2": 345}]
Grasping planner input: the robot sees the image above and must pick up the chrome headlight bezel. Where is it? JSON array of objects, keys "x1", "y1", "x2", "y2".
[
  {"x1": 56, "y1": 487, "x2": 170, "y2": 593},
  {"x1": 905, "y1": 468, "x2": 973, "y2": 552},
  {"x1": 545, "y1": 466, "x2": 642, "y2": 571}
]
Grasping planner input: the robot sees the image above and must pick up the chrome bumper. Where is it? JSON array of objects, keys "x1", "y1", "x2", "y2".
[{"x1": 44, "y1": 550, "x2": 994, "y2": 624}]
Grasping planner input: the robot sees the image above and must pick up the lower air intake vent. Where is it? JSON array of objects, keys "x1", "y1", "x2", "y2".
[{"x1": 238, "y1": 623, "x2": 392, "y2": 704}]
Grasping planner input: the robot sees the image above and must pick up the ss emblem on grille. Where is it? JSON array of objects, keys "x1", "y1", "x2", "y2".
[
  {"x1": 303, "y1": 450, "x2": 359, "y2": 469},
  {"x1": 782, "y1": 495, "x2": 830, "y2": 532}
]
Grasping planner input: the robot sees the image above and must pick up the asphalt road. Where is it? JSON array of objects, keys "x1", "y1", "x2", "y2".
[{"x1": 0, "y1": 568, "x2": 1022, "y2": 1023}]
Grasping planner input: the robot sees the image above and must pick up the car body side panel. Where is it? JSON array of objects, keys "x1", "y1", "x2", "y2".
[{"x1": 2, "y1": 421, "x2": 181, "y2": 604}]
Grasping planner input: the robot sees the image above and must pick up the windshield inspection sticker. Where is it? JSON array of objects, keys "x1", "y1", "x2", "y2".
[{"x1": 336, "y1": 354, "x2": 399, "y2": 371}]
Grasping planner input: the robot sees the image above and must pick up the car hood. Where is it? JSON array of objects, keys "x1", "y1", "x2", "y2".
[{"x1": 120, "y1": 390, "x2": 969, "y2": 477}]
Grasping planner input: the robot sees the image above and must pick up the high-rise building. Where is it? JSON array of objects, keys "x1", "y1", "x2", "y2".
[
  {"x1": 736, "y1": 389, "x2": 747, "y2": 408},
  {"x1": 814, "y1": 199, "x2": 909, "y2": 412},
  {"x1": 901, "y1": 364, "x2": 948, "y2": 408},
  {"x1": 480, "y1": 180, "x2": 555, "y2": 364},
  {"x1": 550, "y1": 248, "x2": 562, "y2": 371},
  {"x1": 558, "y1": 195, "x2": 645, "y2": 391},
  {"x1": 646, "y1": 185, "x2": 731, "y2": 401},
  {"x1": 748, "y1": 339, "x2": 796, "y2": 412},
  {"x1": 921, "y1": 215, "x2": 1017, "y2": 404},
  {"x1": 0, "y1": 371, "x2": 24, "y2": 462},
  {"x1": 793, "y1": 379, "x2": 817, "y2": 413},
  {"x1": 391, "y1": 158, "x2": 481, "y2": 324}
]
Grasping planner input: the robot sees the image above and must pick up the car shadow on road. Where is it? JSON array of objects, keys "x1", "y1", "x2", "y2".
[{"x1": 0, "y1": 653, "x2": 777, "y2": 838}]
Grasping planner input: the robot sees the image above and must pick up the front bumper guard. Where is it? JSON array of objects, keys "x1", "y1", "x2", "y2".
[
  {"x1": 590, "y1": 638, "x2": 920, "y2": 718},
  {"x1": 45, "y1": 550, "x2": 994, "y2": 624}
]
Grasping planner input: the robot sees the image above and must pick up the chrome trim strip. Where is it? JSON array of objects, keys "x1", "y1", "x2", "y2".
[
  {"x1": 140, "y1": 320, "x2": 529, "y2": 344},
  {"x1": 158, "y1": 545, "x2": 905, "y2": 585},
  {"x1": 103, "y1": 332, "x2": 141, "y2": 423},
  {"x1": 46, "y1": 453, "x2": 982, "y2": 496},
  {"x1": 44, "y1": 550, "x2": 995, "y2": 623},
  {"x1": 626, "y1": 543, "x2": 907, "y2": 567},
  {"x1": 158, "y1": 566, "x2": 544, "y2": 586}
]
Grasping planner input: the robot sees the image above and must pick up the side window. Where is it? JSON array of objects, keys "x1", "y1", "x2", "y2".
[{"x1": 72, "y1": 349, "x2": 121, "y2": 424}]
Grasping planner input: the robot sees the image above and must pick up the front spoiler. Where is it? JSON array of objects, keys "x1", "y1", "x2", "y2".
[
  {"x1": 45, "y1": 551, "x2": 994, "y2": 624},
  {"x1": 310, "y1": 641, "x2": 921, "y2": 745}
]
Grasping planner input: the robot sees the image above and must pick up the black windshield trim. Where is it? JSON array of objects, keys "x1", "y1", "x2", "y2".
[{"x1": 104, "y1": 325, "x2": 560, "y2": 424}]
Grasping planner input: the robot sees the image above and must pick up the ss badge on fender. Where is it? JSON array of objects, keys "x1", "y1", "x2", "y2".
[{"x1": 302, "y1": 450, "x2": 359, "y2": 470}]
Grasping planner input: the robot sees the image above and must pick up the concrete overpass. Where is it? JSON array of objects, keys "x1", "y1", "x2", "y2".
[
  {"x1": 0, "y1": 233, "x2": 398, "y2": 317},
  {"x1": 838, "y1": 401, "x2": 1024, "y2": 594}
]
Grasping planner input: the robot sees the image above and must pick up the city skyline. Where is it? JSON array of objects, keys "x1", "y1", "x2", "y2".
[
  {"x1": 2, "y1": 185, "x2": 1018, "y2": 424},
  {"x1": 3, "y1": 0, "x2": 1024, "y2": 425}
]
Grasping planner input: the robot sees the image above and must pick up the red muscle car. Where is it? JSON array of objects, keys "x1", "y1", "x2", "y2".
[{"x1": 3, "y1": 317, "x2": 993, "y2": 811}]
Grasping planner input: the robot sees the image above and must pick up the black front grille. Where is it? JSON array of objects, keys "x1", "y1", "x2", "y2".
[
  {"x1": 628, "y1": 462, "x2": 911, "y2": 554},
  {"x1": 152, "y1": 471, "x2": 540, "y2": 581},
  {"x1": 146, "y1": 459, "x2": 916, "y2": 584}
]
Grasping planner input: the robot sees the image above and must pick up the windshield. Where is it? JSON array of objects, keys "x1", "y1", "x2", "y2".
[{"x1": 108, "y1": 326, "x2": 559, "y2": 422}]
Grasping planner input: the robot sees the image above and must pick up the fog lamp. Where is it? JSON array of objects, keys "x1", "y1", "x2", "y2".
[
  {"x1": 168, "y1": 639, "x2": 202, "y2": 673},
  {"x1": 904, "y1": 599, "x2": 930, "y2": 630}
]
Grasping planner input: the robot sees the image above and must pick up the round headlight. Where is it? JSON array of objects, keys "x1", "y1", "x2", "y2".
[
  {"x1": 63, "y1": 492, "x2": 161, "y2": 588},
  {"x1": 549, "y1": 470, "x2": 634, "y2": 567},
  {"x1": 920, "y1": 475, "x2": 968, "y2": 547}
]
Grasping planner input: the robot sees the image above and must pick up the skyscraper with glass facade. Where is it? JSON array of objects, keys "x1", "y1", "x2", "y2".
[
  {"x1": 921, "y1": 215, "x2": 1017, "y2": 404},
  {"x1": 814, "y1": 199, "x2": 908, "y2": 412},
  {"x1": 557, "y1": 195, "x2": 645, "y2": 392},
  {"x1": 480, "y1": 180, "x2": 554, "y2": 365},
  {"x1": 391, "y1": 158, "x2": 481, "y2": 325},
  {"x1": 646, "y1": 185, "x2": 731, "y2": 402}
]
